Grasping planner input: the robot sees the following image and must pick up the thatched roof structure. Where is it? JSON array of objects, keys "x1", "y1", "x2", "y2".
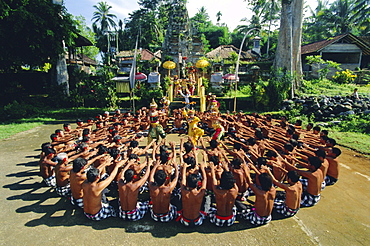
[{"x1": 206, "y1": 45, "x2": 254, "y2": 60}]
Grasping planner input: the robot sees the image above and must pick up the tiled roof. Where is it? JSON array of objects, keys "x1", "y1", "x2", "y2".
[
  {"x1": 301, "y1": 33, "x2": 370, "y2": 56},
  {"x1": 206, "y1": 45, "x2": 254, "y2": 59},
  {"x1": 116, "y1": 49, "x2": 158, "y2": 60}
]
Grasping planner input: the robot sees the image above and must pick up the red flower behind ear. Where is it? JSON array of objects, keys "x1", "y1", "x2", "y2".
[
  {"x1": 198, "y1": 181, "x2": 202, "y2": 187},
  {"x1": 166, "y1": 176, "x2": 170, "y2": 180},
  {"x1": 133, "y1": 175, "x2": 138, "y2": 179}
]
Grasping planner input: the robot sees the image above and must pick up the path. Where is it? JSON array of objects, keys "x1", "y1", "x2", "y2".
[{"x1": 0, "y1": 123, "x2": 369, "y2": 245}]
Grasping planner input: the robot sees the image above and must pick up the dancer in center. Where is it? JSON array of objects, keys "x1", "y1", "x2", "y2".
[
  {"x1": 148, "y1": 99, "x2": 166, "y2": 144},
  {"x1": 183, "y1": 109, "x2": 204, "y2": 146}
]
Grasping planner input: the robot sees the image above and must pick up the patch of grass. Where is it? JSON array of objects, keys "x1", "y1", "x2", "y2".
[
  {"x1": 329, "y1": 130, "x2": 370, "y2": 156},
  {"x1": 0, "y1": 122, "x2": 45, "y2": 140}
]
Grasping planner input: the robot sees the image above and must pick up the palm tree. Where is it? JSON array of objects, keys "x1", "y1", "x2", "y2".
[
  {"x1": 216, "y1": 11, "x2": 222, "y2": 25},
  {"x1": 91, "y1": 1, "x2": 117, "y2": 32}
]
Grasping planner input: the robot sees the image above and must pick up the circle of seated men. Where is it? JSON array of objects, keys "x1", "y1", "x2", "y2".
[{"x1": 39, "y1": 108, "x2": 342, "y2": 227}]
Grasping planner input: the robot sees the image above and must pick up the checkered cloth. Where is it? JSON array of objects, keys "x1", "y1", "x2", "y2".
[
  {"x1": 208, "y1": 206, "x2": 236, "y2": 227},
  {"x1": 70, "y1": 195, "x2": 84, "y2": 208},
  {"x1": 150, "y1": 204, "x2": 177, "y2": 222},
  {"x1": 300, "y1": 191, "x2": 320, "y2": 207},
  {"x1": 177, "y1": 210, "x2": 207, "y2": 227},
  {"x1": 84, "y1": 202, "x2": 117, "y2": 221},
  {"x1": 274, "y1": 199, "x2": 299, "y2": 217},
  {"x1": 55, "y1": 183, "x2": 71, "y2": 197},
  {"x1": 139, "y1": 181, "x2": 149, "y2": 193},
  {"x1": 118, "y1": 201, "x2": 149, "y2": 221},
  {"x1": 244, "y1": 208, "x2": 272, "y2": 226},
  {"x1": 325, "y1": 175, "x2": 338, "y2": 186},
  {"x1": 44, "y1": 175, "x2": 56, "y2": 187}
]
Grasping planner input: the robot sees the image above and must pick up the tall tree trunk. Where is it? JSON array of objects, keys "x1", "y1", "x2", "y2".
[{"x1": 274, "y1": 0, "x2": 303, "y2": 97}]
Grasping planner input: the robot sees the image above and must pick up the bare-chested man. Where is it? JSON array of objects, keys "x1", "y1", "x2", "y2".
[
  {"x1": 325, "y1": 147, "x2": 341, "y2": 186},
  {"x1": 118, "y1": 157, "x2": 151, "y2": 221},
  {"x1": 243, "y1": 166, "x2": 276, "y2": 226},
  {"x1": 70, "y1": 157, "x2": 88, "y2": 208},
  {"x1": 286, "y1": 156, "x2": 323, "y2": 207},
  {"x1": 264, "y1": 167, "x2": 302, "y2": 217},
  {"x1": 54, "y1": 153, "x2": 72, "y2": 197},
  {"x1": 82, "y1": 160, "x2": 124, "y2": 220},
  {"x1": 39, "y1": 148, "x2": 57, "y2": 187},
  {"x1": 177, "y1": 156, "x2": 207, "y2": 226},
  {"x1": 208, "y1": 162, "x2": 238, "y2": 227},
  {"x1": 149, "y1": 160, "x2": 179, "y2": 222}
]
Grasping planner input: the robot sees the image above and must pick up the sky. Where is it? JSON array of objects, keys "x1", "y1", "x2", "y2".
[{"x1": 64, "y1": 0, "x2": 320, "y2": 31}]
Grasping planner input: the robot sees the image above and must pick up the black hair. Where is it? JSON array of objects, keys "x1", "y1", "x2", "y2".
[
  {"x1": 287, "y1": 170, "x2": 300, "y2": 183},
  {"x1": 41, "y1": 142, "x2": 52, "y2": 152},
  {"x1": 130, "y1": 140, "x2": 139, "y2": 148},
  {"x1": 247, "y1": 137, "x2": 256, "y2": 146},
  {"x1": 109, "y1": 148, "x2": 121, "y2": 159},
  {"x1": 265, "y1": 150, "x2": 277, "y2": 158},
  {"x1": 327, "y1": 138, "x2": 337, "y2": 146},
  {"x1": 256, "y1": 157, "x2": 267, "y2": 167},
  {"x1": 76, "y1": 119, "x2": 83, "y2": 123},
  {"x1": 286, "y1": 128, "x2": 294, "y2": 136},
  {"x1": 210, "y1": 139, "x2": 218, "y2": 149},
  {"x1": 129, "y1": 153, "x2": 138, "y2": 160},
  {"x1": 45, "y1": 147, "x2": 56, "y2": 156},
  {"x1": 113, "y1": 135, "x2": 122, "y2": 142},
  {"x1": 183, "y1": 142, "x2": 193, "y2": 153},
  {"x1": 184, "y1": 156, "x2": 196, "y2": 168},
  {"x1": 111, "y1": 130, "x2": 118, "y2": 136},
  {"x1": 55, "y1": 129, "x2": 63, "y2": 134},
  {"x1": 63, "y1": 123, "x2": 70, "y2": 128},
  {"x1": 255, "y1": 130, "x2": 264, "y2": 140},
  {"x1": 154, "y1": 170, "x2": 167, "y2": 186},
  {"x1": 295, "y1": 120, "x2": 302, "y2": 126},
  {"x1": 234, "y1": 142, "x2": 242, "y2": 150},
  {"x1": 321, "y1": 130, "x2": 329, "y2": 136},
  {"x1": 313, "y1": 126, "x2": 321, "y2": 132},
  {"x1": 220, "y1": 171, "x2": 236, "y2": 190},
  {"x1": 320, "y1": 135, "x2": 329, "y2": 141},
  {"x1": 160, "y1": 152, "x2": 170, "y2": 164},
  {"x1": 308, "y1": 156, "x2": 322, "y2": 170},
  {"x1": 291, "y1": 133, "x2": 300, "y2": 140},
  {"x1": 82, "y1": 128, "x2": 90, "y2": 136},
  {"x1": 50, "y1": 133, "x2": 58, "y2": 141},
  {"x1": 187, "y1": 173, "x2": 200, "y2": 188},
  {"x1": 124, "y1": 169, "x2": 135, "y2": 182},
  {"x1": 332, "y1": 147, "x2": 342, "y2": 157},
  {"x1": 259, "y1": 173, "x2": 273, "y2": 191},
  {"x1": 159, "y1": 145, "x2": 168, "y2": 155},
  {"x1": 284, "y1": 143, "x2": 294, "y2": 152},
  {"x1": 73, "y1": 157, "x2": 87, "y2": 173},
  {"x1": 82, "y1": 136, "x2": 90, "y2": 143},
  {"x1": 87, "y1": 167, "x2": 99, "y2": 182},
  {"x1": 97, "y1": 145, "x2": 109, "y2": 155},
  {"x1": 315, "y1": 149, "x2": 326, "y2": 159},
  {"x1": 209, "y1": 155, "x2": 220, "y2": 165},
  {"x1": 289, "y1": 139, "x2": 299, "y2": 148},
  {"x1": 231, "y1": 158, "x2": 242, "y2": 168}
]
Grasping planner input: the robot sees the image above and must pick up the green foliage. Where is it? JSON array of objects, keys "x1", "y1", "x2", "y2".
[
  {"x1": 0, "y1": 0, "x2": 77, "y2": 72},
  {"x1": 69, "y1": 66, "x2": 117, "y2": 108},
  {"x1": 306, "y1": 55, "x2": 341, "y2": 79},
  {"x1": 134, "y1": 82, "x2": 163, "y2": 107},
  {"x1": 332, "y1": 114, "x2": 370, "y2": 134},
  {"x1": 202, "y1": 77, "x2": 209, "y2": 91},
  {"x1": 0, "y1": 101, "x2": 43, "y2": 119},
  {"x1": 332, "y1": 69, "x2": 357, "y2": 84},
  {"x1": 72, "y1": 15, "x2": 99, "y2": 60}
]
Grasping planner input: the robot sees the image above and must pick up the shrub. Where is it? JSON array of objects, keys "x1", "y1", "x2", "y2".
[{"x1": 332, "y1": 69, "x2": 357, "y2": 84}]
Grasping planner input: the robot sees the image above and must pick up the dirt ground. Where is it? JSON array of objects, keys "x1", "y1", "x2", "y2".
[{"x1": 1, "y1": 122, "x2": 369, "y2": 246}]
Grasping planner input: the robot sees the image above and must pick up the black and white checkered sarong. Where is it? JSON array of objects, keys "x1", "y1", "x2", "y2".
[
  {"x1": 55, "y1": 183, "x2": 71, "y2": 197},
  {"x1": 208, "y1": 206, "x2": 236, "y2": 227},
  {"x1": 300, "y1": 191, "x2": 320, "y2": 207},
  {"x1": 84, "y1": 203, "x2": 116, "y2": 221},
  {"x1": 150, "y1": 204, "x2": 177, "y2": 222},
  {"x1": 44, "y1": 175, "x2": 56, "y2": 187},
  {"x1": 118, "y1": 201, "x2": 149, "y2": 221},
  {"x1": 274, "y1": 199, "x2": 299, "y2": 217},
  {"x1": 70, "y1": 195, "x2": 84, "y2": 208},
  {"x1": 244, "y1": 209, "x2": 272, "y2": 226}
]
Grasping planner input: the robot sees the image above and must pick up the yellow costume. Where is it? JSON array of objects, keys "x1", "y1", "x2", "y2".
[{"x1": 184, "y1": 109, "x2": 204, "y2": 145}]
